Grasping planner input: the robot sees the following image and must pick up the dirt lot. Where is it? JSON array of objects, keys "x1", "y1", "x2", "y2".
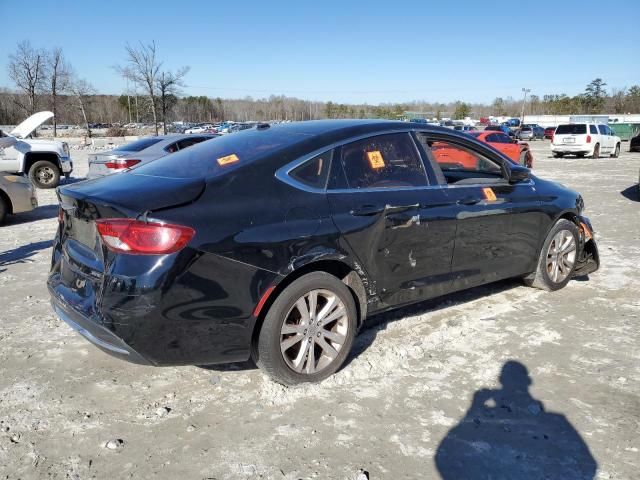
[{"x1": 0, "y1": 140, "x2": 638, "y2": 479}]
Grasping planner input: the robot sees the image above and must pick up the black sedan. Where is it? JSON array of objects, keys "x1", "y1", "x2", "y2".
[
  {"x1": 48, "y1": 120, "x2": 599, "y2": 385},
  {"x1": 630, "y1": 132, "x2": 640, "y2": 152}
]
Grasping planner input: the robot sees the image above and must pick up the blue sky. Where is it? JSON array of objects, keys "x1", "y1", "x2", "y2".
[{"x1": 0, "y1": 0, "x2": 638, "y2": 104}]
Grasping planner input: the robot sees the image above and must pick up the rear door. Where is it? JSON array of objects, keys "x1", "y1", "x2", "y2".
[
  {"x1": 327, "y1": 132, "x2": 457, "y2": 306},
  {"x1": 555, "y1": 124, "x2": 588, "y2": 147},
  {"x1": 420, "y1": 134, "x2": 542, "y2": 289},
  {"x1": 597, "y1": 124, "x2": 614, "y2": 152}
]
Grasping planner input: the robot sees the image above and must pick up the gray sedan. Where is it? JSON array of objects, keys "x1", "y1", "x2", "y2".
[
  {"x1": 0, "y1": 172, "x2": 37, "y2": 224},
  {"x1": 87, "y1": 134, "x2": 219, "y2": 179}
]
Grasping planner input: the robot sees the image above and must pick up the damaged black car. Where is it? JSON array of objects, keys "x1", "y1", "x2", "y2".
[{"x1": 48, "y1": 120, "x2": 599, "y2": 385}]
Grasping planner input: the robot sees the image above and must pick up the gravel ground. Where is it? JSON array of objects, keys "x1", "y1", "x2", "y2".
[{"x1": 0, "y1": 141, "x2": 639, "y2": 480}]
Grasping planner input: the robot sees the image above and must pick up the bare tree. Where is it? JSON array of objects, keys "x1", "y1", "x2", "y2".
[
  {"x1": 70, "y1": 78, "x2": 95, "y2": 137},
  {"x1": 156, "y1": 66, "x2": 189, "y2": 134},
  {"x1": 116, "y1": 41, "x2": 162, "y2": 135},
  {"x1": 8, "y1": 40, "x2": 47, "y2": 116},
  {"x1": 46, "y1": 48, "x2": 72, "y2": 136}
]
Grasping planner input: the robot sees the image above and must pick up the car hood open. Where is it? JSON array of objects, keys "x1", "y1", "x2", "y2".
[{"x1": 10, "y1": 111, "x2": 54, "y2": 139}]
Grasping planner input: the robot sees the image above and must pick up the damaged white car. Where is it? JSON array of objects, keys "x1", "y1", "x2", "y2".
[{"x1": 0, "y1": 111, "x2": 73, "y2": 188}]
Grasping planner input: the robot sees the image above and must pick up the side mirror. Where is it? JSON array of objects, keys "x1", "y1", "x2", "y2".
[{"x1": 508, "y1": 165, "x2": 530, "y2": 183}]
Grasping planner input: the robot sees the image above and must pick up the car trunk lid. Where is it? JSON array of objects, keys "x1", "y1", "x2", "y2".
[{"x1": 554, "y1": 124, "x2": 589, "y2": 146}]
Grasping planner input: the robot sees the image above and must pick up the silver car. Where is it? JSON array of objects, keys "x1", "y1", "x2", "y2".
[
  {"x1": 0, "y1": 172, "x2": 37, "y2": 224},
  {"x1": 87, "y1": 134, "x2": 219, "y2": 179}
]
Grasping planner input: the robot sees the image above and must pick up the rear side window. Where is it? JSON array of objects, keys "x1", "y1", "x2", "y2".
[
  {"x1": 133, "y1": 127, "x2": 307, "y2": 179},
  {"x1": 340, "y1": 133, "x2": 427, "y2": 189},
  {"x1": 114, "y1": 137, "x2": 163, "y2": 153},
  {"x1": 556, "y1": 124, "x2": 587, "y2": 135},
  {"x1": 590, "y1": 125, "x2": 598, "y2": 134},
  {"x1": 290, "y1": 151, "x2": 332, "y2": 189}
]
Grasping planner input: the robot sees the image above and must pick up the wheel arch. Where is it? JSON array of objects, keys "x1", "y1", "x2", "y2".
[
  {"x1": 24, "y1": 152, "x2": 61, "y2": 173},
  {"x1": 0, "y1": 189, "x2": 13, "y2": 215},
  {"x1": 250, "y1": 258, "x2": 368, "y2": 348}
]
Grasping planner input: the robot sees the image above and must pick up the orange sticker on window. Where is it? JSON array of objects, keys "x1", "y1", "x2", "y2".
[
  {"x1": 217, "y1": 154, "x2": 239, "y2": 166},
  {"x1": 366, "y1": 150, "x2": 385, "y2": 169},
  {"x1": 482, "y1": 187, "x2": 497, "y2": 201}
]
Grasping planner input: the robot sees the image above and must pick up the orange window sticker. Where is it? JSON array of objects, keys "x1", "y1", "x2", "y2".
[
  {"x1": 366, "y1": 150, "x2": 385, "y2": 169},
  {"x1": 482, "y1": 187, "x2": 497, "y2": 201},
  {"x1": 217, "y1": 154, "x2": 239, "y2": 166}
]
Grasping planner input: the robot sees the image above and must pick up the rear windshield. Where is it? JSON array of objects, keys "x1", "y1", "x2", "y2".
[
  {"x1": 114, "y1": 137, "x2": 163, "y2": 152},
  {"x1": 521, "y1": 127, "x2": 532, "y2": 131},
  {"x1": 555, "y1": 124, "x2": 587, "y2": 135},
  {"x1": 133, "y1": 127, "x2": 308, "y2": 178}
]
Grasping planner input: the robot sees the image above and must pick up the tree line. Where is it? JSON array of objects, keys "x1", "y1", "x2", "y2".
[{"x1": 3, "y1": 40, "x2": 640, "y2": 132}]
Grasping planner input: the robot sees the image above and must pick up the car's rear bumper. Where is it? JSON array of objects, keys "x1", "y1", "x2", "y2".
[
  {"x1": 551, "y1": 145, "x2": 592, "y2": 155},
  {"x1": 50, "y1": 298, "x2": 151, "y2": 364}
]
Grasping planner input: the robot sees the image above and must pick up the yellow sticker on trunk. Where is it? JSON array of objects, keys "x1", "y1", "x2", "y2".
[
  {"x1": 366, "y1": 150, "x2": 385, "y2": 169},
  {"x1": 482, "y1": 187, "x2": 497, "y2": 201},
  {"x1": 217, "y1": 154, "x2": 240, "y2": 166}
]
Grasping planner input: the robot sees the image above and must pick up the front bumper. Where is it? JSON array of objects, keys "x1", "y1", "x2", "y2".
[
  {"x1": 574, "y1": 216, "x2": 599, "y2": 277},
  {"x1": 60, "y1": 155, "x2": 73, "y2": 174}
]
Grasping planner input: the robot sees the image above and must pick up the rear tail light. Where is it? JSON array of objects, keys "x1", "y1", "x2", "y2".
[
  {"x1": 586, "y1": 135, "x2": 591, "y2": 143},
  {"x1": 105, "y1": 159, "x2": 141, "y2": 170},
  {"x1": 96, "y1": 218, "x2": 195, "y2": 255}
]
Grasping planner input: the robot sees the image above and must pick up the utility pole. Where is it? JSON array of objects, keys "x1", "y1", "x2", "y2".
[{"x1": 521, "y1": 88, "x2": 531, "y2": 123}]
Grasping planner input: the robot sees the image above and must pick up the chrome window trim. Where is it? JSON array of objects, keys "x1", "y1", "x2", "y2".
[{"x1": 275, "y1": 128, "x2": 534, "y2": 194}]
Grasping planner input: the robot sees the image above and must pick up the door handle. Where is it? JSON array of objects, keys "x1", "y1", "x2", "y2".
[{"x1": 457, "y1": 197, "x2": 480, "y2": 206}]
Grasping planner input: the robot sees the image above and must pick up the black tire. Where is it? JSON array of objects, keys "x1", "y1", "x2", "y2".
[
  {"x1": 254, "y1": 272, "x2": 357, "y2": 386},
  {"x1": 524, "y1": 219, "x2": 579, "y2": 291},
  {"x1": 610, "y1": 143, "x2": 620, "y2": 158},
  {"x1": 591, "y1": 144, "x2": 600, "y2": 159},
  {"x1": 29, "y1": 160, "x2": 60, "y2": 189},
  {"x1": 0, "y1": 196, "x2": 7, "y2": 225},
  {"x1": 553, "y1": 153, "x2": 564, "y2": 158}
]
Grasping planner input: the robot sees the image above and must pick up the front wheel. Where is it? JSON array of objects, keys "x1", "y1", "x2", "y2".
[
  {"x1": 611, "y1": 143, "x2": 620, "y2": 158},
  {"x1": 254, "y1": 272, "x2": 357, "y2": 386},
  {"x1": 591, "y1": 144, "x2": 600, "y2": 159},
  {"x1": 524, "y1": 219, "x2": 579, "y2": 291},
  {"x1": 29, "y1": 160, "x2": 60, "y2": 189}
]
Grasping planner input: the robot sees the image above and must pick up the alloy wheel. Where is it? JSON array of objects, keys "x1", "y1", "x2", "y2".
[
  {"x1": 546, "y1": 230, "x2": 576, "y2": 283},
  {"x1": 280, "y1": 289, "x2": 349, "y2": 374}
]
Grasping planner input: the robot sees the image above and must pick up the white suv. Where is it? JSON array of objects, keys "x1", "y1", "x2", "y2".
[{"x1": 551, "y1": 123, "x2": 621, "y2": 158}]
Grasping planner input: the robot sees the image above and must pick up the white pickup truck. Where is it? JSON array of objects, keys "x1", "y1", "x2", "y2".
[{"x1": 0, "y1": 111, "x2": 73, "y2": 188}]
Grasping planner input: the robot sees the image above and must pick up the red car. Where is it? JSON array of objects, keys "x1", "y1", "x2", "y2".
[
  {"x1": 544, "y1": 126, "x2": 556, "y2": 140},
  {"x1": 468, "y1": 131, "x2": 533, "y2": 168}
]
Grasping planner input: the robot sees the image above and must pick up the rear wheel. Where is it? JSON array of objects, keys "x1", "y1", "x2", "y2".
[
  {"x1": 524, "y1": 219, "x2": 579, "y2": 291},
  {"x1": 611, "y1": 143, "x2": 620, "y2": 158},
  {"x1": 254, "y1": 272, "x2": 357, "y2": 386},
  {"x1": 29, "y1": 160, "x2": 60, "y2": 189},
  {"x1": 553, "y1": 153, "x2": 564, "y2": 158},
  {"x1": 591, "y1": 144, "x2": 600, "y2": 159}
]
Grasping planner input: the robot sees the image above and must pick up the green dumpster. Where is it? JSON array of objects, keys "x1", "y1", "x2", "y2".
[{"x1": 609, "y1": 123, "x2": 640, "y2": 141}]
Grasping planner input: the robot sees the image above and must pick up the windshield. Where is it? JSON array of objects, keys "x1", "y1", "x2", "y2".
[
  {"x1": 555, "y1": 124, "x2": 587, "y2": 135},
  {"x1": 114, "y1": 137, "x2": 163, "y2": 152},
  {"x1": 133, "y1": 127, "x2": 309, "y2": 179}
]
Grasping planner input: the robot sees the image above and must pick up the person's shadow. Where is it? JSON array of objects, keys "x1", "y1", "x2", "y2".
[{"x1": 435, "y1": 361, "x2": 597, "y2": 480}]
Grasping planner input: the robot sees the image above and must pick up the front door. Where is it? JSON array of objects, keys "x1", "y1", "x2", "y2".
[
  {"x1": 327, "y1": 132, "x2": 457, "y2": 307},
  {"x1": 419, "y1": 133, "x2": 542, "y2": 290}
]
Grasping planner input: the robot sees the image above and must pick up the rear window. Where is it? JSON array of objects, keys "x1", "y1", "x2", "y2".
[
  {"x1": 114, "y1": 137, "x2": 163, "y2": 152},
  {"x1": 133, "y1": 127, "x2": 307, "y2": 178},
  {"x1": 555, "y1": 124, "x2": 587, "y2": 135}
]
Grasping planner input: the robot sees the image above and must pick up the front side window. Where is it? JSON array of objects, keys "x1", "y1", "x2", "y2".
[
  {"x1": 597, "y1": 125, "x2": 607, "y2": 135},
  {"x1": 290, "y1": 150, "x2": 332, "y2": 189},
  {"x1": 416, "y1": 134, "x2": 503, "y2": 185},
  {"x1": 340, "y1": 133, "x2": 427, "y2": 189}
]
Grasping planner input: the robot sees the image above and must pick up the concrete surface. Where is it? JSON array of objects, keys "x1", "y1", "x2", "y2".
[{"x1": 0, "y1": 141, "x2": 638, "y2": 479}]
